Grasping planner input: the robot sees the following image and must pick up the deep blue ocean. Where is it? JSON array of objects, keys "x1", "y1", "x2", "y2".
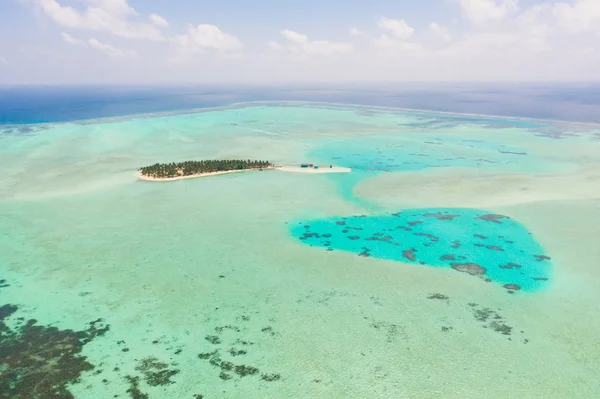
[{"x1": 1, "y1": 83, "x2": 600, "y2": 125}]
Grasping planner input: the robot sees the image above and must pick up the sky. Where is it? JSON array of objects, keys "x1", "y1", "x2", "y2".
[{"x1": 1, "y1": 0, "x2": 599, "y2": 84}]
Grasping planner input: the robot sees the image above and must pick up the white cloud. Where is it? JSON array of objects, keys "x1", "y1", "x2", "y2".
[
  {"x1": 460, "y1": 0, "x2": 519, "y2": 24},
  {"x1": 372, "y1": 17, "x2": 420, "y2": 52},
  {"x1": 429, "y1": 23, "x2": 452, "y2": 42},
  {"x1": 149, "y1": 13, "x2": 168, "y2": 28},
  {"x1": 35, "y1": 0, "x2": 164, "y2": 40},
  {"x1": 551, "y1": 0, "x2": 600, "y2": 34},
  {"x1": 58, "y1": 31, "x2": 135, "y2": 57},
  {"x1": 268, "y1": 41, "x2": 283, "y2": 51},
  {"x1": 173, "y1": 24, "x2": 242, "y2": 53},
  {"x1": 372, "y1": 34, "x2": 397, "y2": 48},
  {"x1": 377, "y1": 17, "x2": 415, "y2": 40},
  {"x1": 61, "y1": 32, "x2": 85, "y2": 45},
  {"x1": 349, "y1": 27, "x2": 364, "y2": 36},
  {"x1": 88, "y1": 38, "x2": 135, "y2": 57},
  {"x1": 271, "y1": 30, "x2": 353, "y2": 59},
  {"x1": 10, "y1": 0, "x2": 600, "y2": 82},
  {"x1": 281, "y1": 29, "x2": 308, "y2": 44},
  {"x1": 300, "y1": 40, "x2": 353, "y2": 56}
]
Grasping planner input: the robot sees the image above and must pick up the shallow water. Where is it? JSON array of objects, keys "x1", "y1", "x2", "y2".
[
  {"x1": 291, "y1": 208, "x2": 550, "y2": 292},
  {"x1": 1, "y1": 102, "x2": 600, "y2": 398}
]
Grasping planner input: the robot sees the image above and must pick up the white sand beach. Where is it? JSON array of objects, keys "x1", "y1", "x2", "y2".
[
  {"x1": 137, "y1": 165, "x2": 351, "y2": 181},
  {"x1": 137, "y1": 167, "x2": 275, "y2": 182}
]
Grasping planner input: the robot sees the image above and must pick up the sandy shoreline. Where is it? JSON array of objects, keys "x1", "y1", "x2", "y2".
[
  {"x1": 138, "y1": 165, "x2": 352, "y2": 181},
  {"x1": 137, "y1": 167, "x2": 274, "y2": 182}
]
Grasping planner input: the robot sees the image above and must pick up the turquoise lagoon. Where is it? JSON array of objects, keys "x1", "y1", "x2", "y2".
[
  {"x1": 1, "y1": 102, "x2": 600, "y2": 398},
  {"x1": 291, "y1": 208, "x2": 550, "y2": 292}
]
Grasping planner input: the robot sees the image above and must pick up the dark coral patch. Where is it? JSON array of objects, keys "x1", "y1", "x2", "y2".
[
  {"x1": 229, "y1": 348, "x2": 247, "y2": 356},
  {"x1": 261, "y1": 327, "x2": 276, "y2": 336},
  {"x1": 0, "y1": 305, "x2": 110, "y2": 399},
  {"x1": 503, "y1": 284, "x2": 522, "y2": 291},
  {"x1": 0, "y1": 304, "x2": 17, "y2": 323},
  {"x1": 219, "y1": 372, "x2": 233, "y2": 380},
  {"x1": 125, "y1": 375, "x2": 149, "y2": 399},
  {"x1": 476, "y1": 214, "x2": 510, "y2": 224},
  {"x1": 408, "y1": 221, "x2": 424, "y2": 226},
  {"x1": 234, "y1": 365, "x2": 259, "y2": 377},
  {"x1": 302, "y1": 232, "x2": 320, "y2": 239},
  {"x1": 440, "y1": 254, "x2": 456, "y2": 261},
  {"x1": 261, "y1": 373, "x2": 281, "y2": 382},
  {"x1": 427, "y1": 294, "x2": 449, "y2": 301},
  {"x1": 414, "y1": 233, "x2": 439, "y2": 242},
  {"x1": 215, "y1": 325, "x2": 240, "y2": 333},
  {"x1": 135, "y1": 357, "x2": 179, "y2": 386},
  {"x1": 423, "y1": 212, "x2": 460, "y2": 221},
  {"x1": 499, "y1": 263, "x2": 522, "y2": 269},
  {"x1": 486, "y1": 245, "x2": 504, "y2": 251},
  {"x1": 451, "y1": 263, "x2": 487, "y2": 276},
  {"x1": 534, "y1": 255, "x2": 551, "y2": 261},
  {"x1": 198, "y1": 350, "x2": 218, "y2": 359},
  {"x1": 402, "y1": 248, "x2": 417, "y2": 261},
  {"x1": 205, "y1": 335, "x2": 221, "y2": 344},
  {"x1": 490, "y1": 321, "x2": 513, "y2": 335}
]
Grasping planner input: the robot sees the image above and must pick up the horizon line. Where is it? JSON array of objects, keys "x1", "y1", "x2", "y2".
[{"x1": 4, "y1": 100, "x2": 600, "y2": 128}]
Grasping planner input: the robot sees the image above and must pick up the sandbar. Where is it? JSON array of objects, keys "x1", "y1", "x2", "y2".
[{"x1": 276, "y1": 166, "x2": 352, "y2": 174}]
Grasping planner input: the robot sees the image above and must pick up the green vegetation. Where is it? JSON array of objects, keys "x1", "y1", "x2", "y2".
[{"x1": 139, "y1": 159, "x2": 273, "y2": 179}]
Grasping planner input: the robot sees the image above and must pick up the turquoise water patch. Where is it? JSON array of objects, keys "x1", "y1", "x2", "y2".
[
  {"x1": 311, "y1": 136, "x2": 532, "y2": 174},
  {"x1": 291, "y1": 208, "x2": 551, "y2": 292},
  {"x1": 407, "y1": 113, "x2": 546, "y2": 129},
  {"x1": 309, "y1": 135, "x2": 539, "y2": 210}
]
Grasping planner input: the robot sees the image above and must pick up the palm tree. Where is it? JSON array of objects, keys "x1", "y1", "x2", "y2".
[{"x1": 139, "y1": 159, "x2": 273, "y2": 178}]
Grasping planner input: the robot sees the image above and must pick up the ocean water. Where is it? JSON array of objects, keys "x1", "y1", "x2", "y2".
[
  {"x1": 1, "y1": 98, "x2": 600, "y2": 398},
  {"x1": 4, "y1": 82, "x2": 600, "y2": 124}
]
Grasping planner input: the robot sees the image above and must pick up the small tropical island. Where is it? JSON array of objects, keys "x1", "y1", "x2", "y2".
[
  {"x1": 138, "y1": 159, "x2": 274, "y2": 181},
  {"x1": 138, "y1": 159, "x2": 352, "y2": 181}
]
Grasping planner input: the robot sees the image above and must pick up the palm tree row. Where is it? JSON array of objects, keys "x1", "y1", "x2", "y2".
[{"x1": 139, "y1": 159, "x2": 272, "y2": 178}]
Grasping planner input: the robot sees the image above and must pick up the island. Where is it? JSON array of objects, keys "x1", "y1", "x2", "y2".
[
  {"x1": 138, "y1": 160, "x2": 352, "y2": 181},
  {"x1": 138, "y1": 159, "x2": 274, "y2": 181}
]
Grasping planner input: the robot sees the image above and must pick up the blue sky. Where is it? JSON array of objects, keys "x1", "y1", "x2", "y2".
[{"x1": 1, "y1": 0, "x2": 599, "y2": 84}]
